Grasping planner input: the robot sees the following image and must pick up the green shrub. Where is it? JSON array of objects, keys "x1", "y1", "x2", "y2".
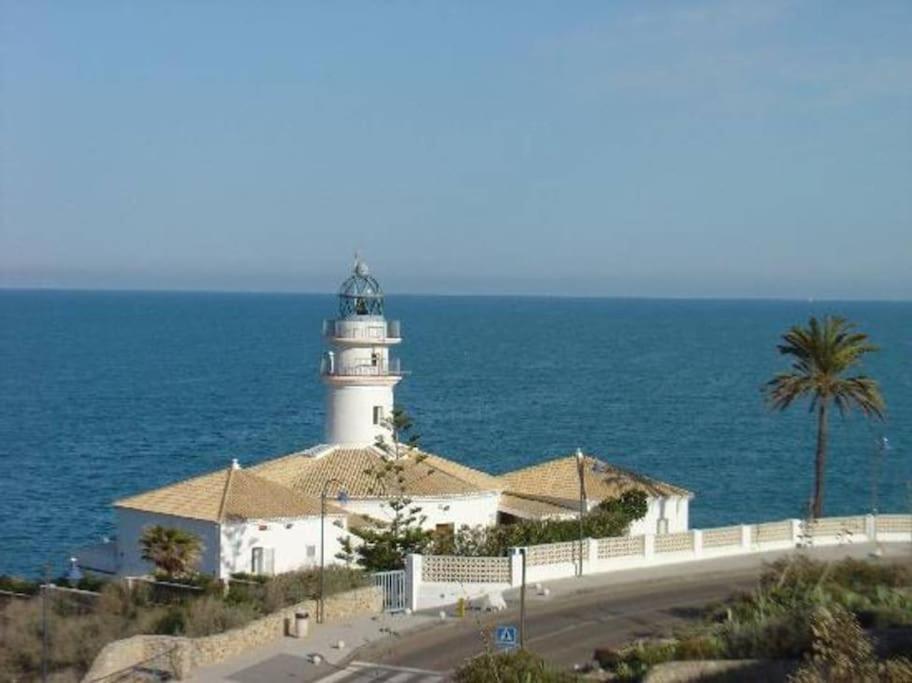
[
  {"x1": 259, "y1": 566, "x2": 370, "y2": 613},
  {"x1": 788, "y1": 605, "x2": 877, "y2": 683},
  {"x1": 880, "y1": 657, "x2": 912, "y2": 682},
  {"x1": 153, "y1": 605, "x2": 187, "y2": 635},
  {"x1": 0, "y1": 567, "x2": 369, "y2": 682},
  {"x1": 0, "y1": 575, "x2": 40, "y2": 595},
  {"x1": 607, "y1": 640, "x2": 678, "y2": 681},
  {"x1": 180, "y1": 597, "x2": 259, "y2": 637},
  {"x1": 674, "y1": 633, "x2": 724, "y2": 660},
  {"x1": 454, "y1": 650, "x2": 578, "y2": 682},
  {"x1": 435, "y1": 491, "x2": 649, "y2": 557},
  {"x1": 719, "y1": 613, "x2": 812, "y2": 659}
]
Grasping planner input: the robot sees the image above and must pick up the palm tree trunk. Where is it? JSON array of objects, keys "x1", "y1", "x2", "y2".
[{"x1": 813, "y1": 401, "x2": 828, "y2": 519}]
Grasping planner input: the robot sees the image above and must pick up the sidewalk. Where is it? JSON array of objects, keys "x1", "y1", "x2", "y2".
[{"x1": 188, "y1": 610, "x2": 437, "y2": 683}]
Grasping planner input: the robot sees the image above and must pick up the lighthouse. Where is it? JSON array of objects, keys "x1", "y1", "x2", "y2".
[{"x1": 320, "y1": 257, "x2": 404, "y2": 446}]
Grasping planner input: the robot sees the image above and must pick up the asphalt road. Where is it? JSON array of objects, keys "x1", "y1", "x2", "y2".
[
  {"x1": 359, "y1": 569, "x2": 759, "y2": 673},
  {"x1": 353, "y1": 543, "x2": 912, "y2": 675}
]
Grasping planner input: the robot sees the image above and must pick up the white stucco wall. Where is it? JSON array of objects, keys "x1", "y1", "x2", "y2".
[
  {"x1": 220, "y1": 513, "x2": 349, "y2": 577},
  {"x1": 323, "y1": 317, "x2": 402, "y2": 447},
  {"x1": 628, "y1": 496, "x2": 690, "y2": 536},
  {"x1": 116, "y1": 508, "x2": 351, "y2": 579},
  {"x1": 115, "y1": 508, "x2": 222, "y2": 577},
  {"x1": 343, "y1": 491, "x2": 501, "y2": 532},
  {"x1": 324, "y1": 381, "x2": 396, "y2": 446}
]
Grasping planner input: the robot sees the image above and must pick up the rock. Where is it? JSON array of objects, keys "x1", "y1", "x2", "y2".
[{"x1": 477, "y1": 591, "x2": 507, "y2": 611}]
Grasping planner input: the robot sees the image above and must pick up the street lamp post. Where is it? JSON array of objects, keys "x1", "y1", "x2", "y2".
[
  {"x1": 871, "y1": 435, "x2": 890, "y2": 558},
  {"x1": 41, "y1": 562, "x2": 51, "y2": 683},
  {"x1": 519, "y1": 548, "x2": 527, "y2": 649},
  {"x1": 65, "y1": 557, "x2": 83, "y2": 587},
  {"x1": 575, "y1": 448, "x2": 587, "y2": 578},
  {"x1": 320, "y1": 478, "x2": 348, "y2": 623}
]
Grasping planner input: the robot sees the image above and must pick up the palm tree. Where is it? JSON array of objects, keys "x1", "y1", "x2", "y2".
[
  {"x1": 139, "y1": 525, "x2": 203, "y2": 578},
  {"x1": 765, "y1": 316, "x2": 885, "y2": 519}
]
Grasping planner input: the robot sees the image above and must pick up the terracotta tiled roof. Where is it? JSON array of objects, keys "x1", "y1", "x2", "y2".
[
  {"x1": 498, "y1": 493, "x2": 575, "y2": 519},
  {"x1": 419, "y1": 452, "x2": 503, "y2": 492},
  {"x1": 115, "y1": 467, "x2": 343, "y2": 523},
  {"x1": 500, "y1": 454, "x2": 691, "y2": 505},
  {"x1": 251, "y1": 446, "x2": 500, "y2": 498}
]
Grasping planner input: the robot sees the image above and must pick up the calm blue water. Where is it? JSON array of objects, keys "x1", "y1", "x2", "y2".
[{"x1": 1, "y1": 290, "x2": 910, "y2": 577}]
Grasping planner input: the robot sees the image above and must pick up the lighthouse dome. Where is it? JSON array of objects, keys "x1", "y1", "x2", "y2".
[{"x1": 338, "y1": 257, "x2": 384, "y2": 318}]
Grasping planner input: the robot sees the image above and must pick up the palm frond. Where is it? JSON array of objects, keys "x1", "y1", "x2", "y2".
[{"x1": 764, "y1": 315, "x2": 884, "y2": 419}]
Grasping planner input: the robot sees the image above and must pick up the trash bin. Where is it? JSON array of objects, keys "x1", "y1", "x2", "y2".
[{"x1": 293, "y1": 611, "x2": 309, "y2": 638}]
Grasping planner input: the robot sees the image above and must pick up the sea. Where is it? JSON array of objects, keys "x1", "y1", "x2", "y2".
[{"x1": 1, "y1": 290, "x2": 909, "y2": 577}]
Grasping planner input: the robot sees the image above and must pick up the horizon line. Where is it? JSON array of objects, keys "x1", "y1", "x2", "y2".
[{"x1": 1, "y1": 285, "x2": 910, "y2": 305}]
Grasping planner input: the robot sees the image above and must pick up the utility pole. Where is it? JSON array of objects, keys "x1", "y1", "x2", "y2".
[
  {"x1": 519, "y1": 548, "x2": 527, "y2": 650},
  {"x1": 871, "y1": 435, "x2": 889, "y2": 558},
  {"x1": 42, "y1": 562, "x2": 50, "y2": 683},
  {"x1": 576, "y1": 448, "x2": 587, "y2": 577}
]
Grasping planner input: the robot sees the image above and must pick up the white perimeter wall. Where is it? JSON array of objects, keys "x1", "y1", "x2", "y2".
[
  {"x1": 220, "y1": 514, "x2": 349, "y2": 577},
  {"x1": 344, "y1": 491, "x2": 500, "y2": 531},
  {"x1": 115, "y1": 509, "x2": 221, "y2": 577},
  {"x1": 628, "y1": 496, "x2": 689, "y2": 536}
]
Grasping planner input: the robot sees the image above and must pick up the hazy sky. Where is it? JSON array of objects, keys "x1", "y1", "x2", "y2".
[{"x1": 2, "y1": 1, "x2": 910, "y2": 298}]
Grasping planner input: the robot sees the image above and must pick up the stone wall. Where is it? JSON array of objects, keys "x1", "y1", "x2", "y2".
[
  {"x1": 81, "y1": 586, "x2": 381, "y2": 682},
  {"x1": 192, "y1": 586, "x2": 381, "y2": 668},
  {"x1": 81, "y1": 635, "x2": 191, "y2": 682}
]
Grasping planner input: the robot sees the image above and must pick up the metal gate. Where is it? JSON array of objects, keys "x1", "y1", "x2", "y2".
[{"x1": 372, "y1": 569, "x2": 407, "y2": 612}]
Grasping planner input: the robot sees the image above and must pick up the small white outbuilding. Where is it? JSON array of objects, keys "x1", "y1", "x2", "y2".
[
  {"x1": 113, "y1": 460, "x2": 348, "y2": 579},
  {"x1": 497, "y1": 452, "x2": 692, "y2": 535}
]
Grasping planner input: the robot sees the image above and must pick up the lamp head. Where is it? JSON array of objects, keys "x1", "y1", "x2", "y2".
[{"x1": 65, "y1": 557, "x2": 83, "y2": 587}]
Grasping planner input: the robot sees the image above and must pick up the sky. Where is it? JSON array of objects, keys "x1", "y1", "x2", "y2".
[{"x1": 1, "y1": 1, "x2": 910, "y2": 299}]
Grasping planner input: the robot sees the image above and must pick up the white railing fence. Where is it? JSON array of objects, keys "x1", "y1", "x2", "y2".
[{"x1": 405, "y1": 513, "x2": 912, "y2": 610}]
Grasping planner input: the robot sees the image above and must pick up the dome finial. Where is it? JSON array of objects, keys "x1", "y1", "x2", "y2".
[{"x1": 353, "y1": 250, "x2": 369, "y2": 277}]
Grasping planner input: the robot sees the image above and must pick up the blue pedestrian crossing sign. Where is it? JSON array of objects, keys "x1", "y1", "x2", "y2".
[{"x1": 495, "y1": 625, "x2": 519, "y2": 650}]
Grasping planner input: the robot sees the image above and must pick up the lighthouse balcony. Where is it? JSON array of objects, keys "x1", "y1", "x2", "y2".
[
  {"x1": 322, "y1": 319, "x2": 402, "y2": 344},
  {"x1": 321, "y1": 356, "x2": 405, "y2": 378}
]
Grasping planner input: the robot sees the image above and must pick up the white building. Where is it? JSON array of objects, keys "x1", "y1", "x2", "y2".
[
  {"x1": 498, "y1": 452, "x2": 691, "y2": 535},
  {"x1": 89, "y1": 257, "x2": 690, "y2": 578},
  {"x1": 113, "y1": 460, "x2": 349, "y2": 578}
]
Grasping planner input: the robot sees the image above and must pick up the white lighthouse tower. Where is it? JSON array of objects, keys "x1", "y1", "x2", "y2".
[{"x1": 320, "y1": 257, "x2": 403, "y2": 446}]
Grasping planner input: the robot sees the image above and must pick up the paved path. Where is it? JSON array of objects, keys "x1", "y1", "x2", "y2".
[
  {"x1": 190, "y1": 542, "x2": 911, "y2": 682},
  {"x1": 315, "y1": 662, "x2": 446, "y2": 682},
  {"x1": 189, "y1": 611, "x2": 437, "y2": 683}
]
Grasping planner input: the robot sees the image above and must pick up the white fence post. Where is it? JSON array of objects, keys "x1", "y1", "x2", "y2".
[
  {"x1": 791, "y1": 519, "x2": 802, "y2": 546},
  {"x1": 510, "y1": 550, "x2": 524, "y2": 588},
  {"x1": 587, "y1": 538, "x2": 599, "y2": 573},
  {"x1": 865, "y1": 514, "x2": 876, "y2": 542},
  {"x1": 643, "y1": 534, "x2": 655, "y2": 559},
  {"x1": 692, "y1": 530, "x2": 703, "y2": 559},
  {"x1": 405, "y1": 553, "x2": 422, "y2": 612},
  {"x1": 741, "y1": 524, "x2": 752, "y2": 550}
]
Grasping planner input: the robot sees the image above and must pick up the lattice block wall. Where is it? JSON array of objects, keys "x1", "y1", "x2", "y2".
[
  {"x1": 655, "y1": 532, "x2": 694, "y2": 554},
  {"x1": 876, "y1": 515, "x2": 912, "y2": 533},
  {"x1": 752, "y1": 520, "x2": 793, "y2": 544},
  {"x1": 422, "y1": 555, "x2": 511, "y2": 584},
  {"x1": 597, "y1": 535, "x2": 645, "y2": 559},
  {"x1": 808, "y1": 516, "x2": 866, "y2": 537},
  {"x1": 702, "y1": 526, "x2": 742, "y2": 549},
  {"x1": 524, "y1": 540, "x2": 589, "y2": 566}
]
